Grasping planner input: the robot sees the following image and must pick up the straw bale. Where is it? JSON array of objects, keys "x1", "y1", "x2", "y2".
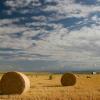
[
  {"x1": 61, "y1": 73, "x2": 76, "y2": 86},
  {"x1": 0, "y1": 71, "x2": 30, "y2": 94}
]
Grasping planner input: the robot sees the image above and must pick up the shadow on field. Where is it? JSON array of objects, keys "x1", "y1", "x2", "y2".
[{"x1": 43, "y1": 85, "x2": 62, "y2": 87}]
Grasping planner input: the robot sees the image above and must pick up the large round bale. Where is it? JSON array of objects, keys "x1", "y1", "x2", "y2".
[
  {"x1": 61, "y1": 73, "x2": 76, "y2": 86},
  {"x1": 0, "y1": 71, "x2": 30, "y2": 95}
]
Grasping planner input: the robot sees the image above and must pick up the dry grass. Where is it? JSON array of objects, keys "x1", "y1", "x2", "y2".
[{"x1": 0, "y1": 73, "x2": 100, "y2": 100}]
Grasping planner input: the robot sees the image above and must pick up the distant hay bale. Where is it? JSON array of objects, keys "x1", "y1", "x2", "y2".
[
  {"x1": 61, "y1": 73, "x2": 76, "y2": 86},
  {"x1": 92, "y1": 72, "x2": 96, "y2": 75},
  {"x1": 48, "y1": 75, "x2": 53, "y2": 80},
  {"x1": 0, "y1": 71, "x2": 30, "y2": 95}
]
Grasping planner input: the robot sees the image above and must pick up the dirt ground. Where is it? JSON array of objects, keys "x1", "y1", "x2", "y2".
[{"x1": 0, "y1": 73, "x2": 100, "y2": 100}]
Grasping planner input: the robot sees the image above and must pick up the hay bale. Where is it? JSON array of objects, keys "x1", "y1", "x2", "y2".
[
  {"x1": 92, "y1": 72, "x2": 96, "y2": 75},
  {"x1": 0, "y1": 71, "x2": 30, "y2": 95},
  {"x1": 61, "y1": 73, "x2": 76, "y2": 86},
  {"x1": 48, "y1": 74, "x2": 53, "y2": 80}
]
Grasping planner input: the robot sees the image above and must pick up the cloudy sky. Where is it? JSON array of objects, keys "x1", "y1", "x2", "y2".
[{"x1": 0, "y1": 0, "x2": 100, "y2": 71}]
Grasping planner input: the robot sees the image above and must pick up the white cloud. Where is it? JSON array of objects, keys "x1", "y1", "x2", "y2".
[{"x1": 0, "y1": 0, "x2": 100, "y2": 69}]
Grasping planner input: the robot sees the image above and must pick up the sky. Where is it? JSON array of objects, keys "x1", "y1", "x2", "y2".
[{"x1": 0, "y1": 0, "x2": 100, "y2": 72}]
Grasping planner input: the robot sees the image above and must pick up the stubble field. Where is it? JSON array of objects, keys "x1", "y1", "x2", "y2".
[{"x1": 0, "y1": 72, "x2": 100, "y2": 100}]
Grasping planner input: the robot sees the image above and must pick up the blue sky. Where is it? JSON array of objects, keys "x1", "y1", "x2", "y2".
[{"x1": 0, "y1": 0, "x2": 100, "y2": 71}]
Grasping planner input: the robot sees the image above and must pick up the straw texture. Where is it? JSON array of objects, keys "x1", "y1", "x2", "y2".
[
  {"x1": 0, "y1": 71, "x2": 30, "y2": 95},
  {"x1": 61, "y1": 73, "x2": 76, "y2": 86}
]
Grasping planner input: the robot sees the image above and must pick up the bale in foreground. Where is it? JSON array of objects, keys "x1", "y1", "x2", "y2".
[
  {"x1": 0, "y1": 71, "x2": 30, "y2": 95},
  {"x1": 61, "y1": 73, "x2": 76, "y2": 86}
]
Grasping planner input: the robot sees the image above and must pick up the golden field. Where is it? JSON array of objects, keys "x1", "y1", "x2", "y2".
[{"x1": 0, "y1": 72, "x2": 100, "y2": 100}]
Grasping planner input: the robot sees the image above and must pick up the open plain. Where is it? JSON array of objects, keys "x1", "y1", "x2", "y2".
[{"x1": 0, "y1": 72, "x2": 100, "y2": 100}]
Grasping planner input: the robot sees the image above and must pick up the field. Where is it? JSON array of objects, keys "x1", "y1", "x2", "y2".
[{"x1": 0, "y1": 72, "x2": 100, "y2": 100}]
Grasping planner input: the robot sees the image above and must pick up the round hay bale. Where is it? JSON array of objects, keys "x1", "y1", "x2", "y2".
[
  {"x1": 61, "y1": 73, "x2": 76, "y2": 86},
  {"x1": 0, "y1": 71, "x2": 30, "y2": 95}
]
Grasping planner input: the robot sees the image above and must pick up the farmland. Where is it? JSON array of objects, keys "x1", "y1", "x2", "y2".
[{"x1": 0, "y1": 72, "x2": 100, "y2": 100}]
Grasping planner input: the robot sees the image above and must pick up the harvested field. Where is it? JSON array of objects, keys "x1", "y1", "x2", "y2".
[{"x1": 0, "y1": 73, "x2": 100, "y2": 100}]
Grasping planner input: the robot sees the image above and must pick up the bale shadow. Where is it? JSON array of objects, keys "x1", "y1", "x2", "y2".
[{"x1": 43, "y1": 85, "x2": 62, "y2": 87}]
